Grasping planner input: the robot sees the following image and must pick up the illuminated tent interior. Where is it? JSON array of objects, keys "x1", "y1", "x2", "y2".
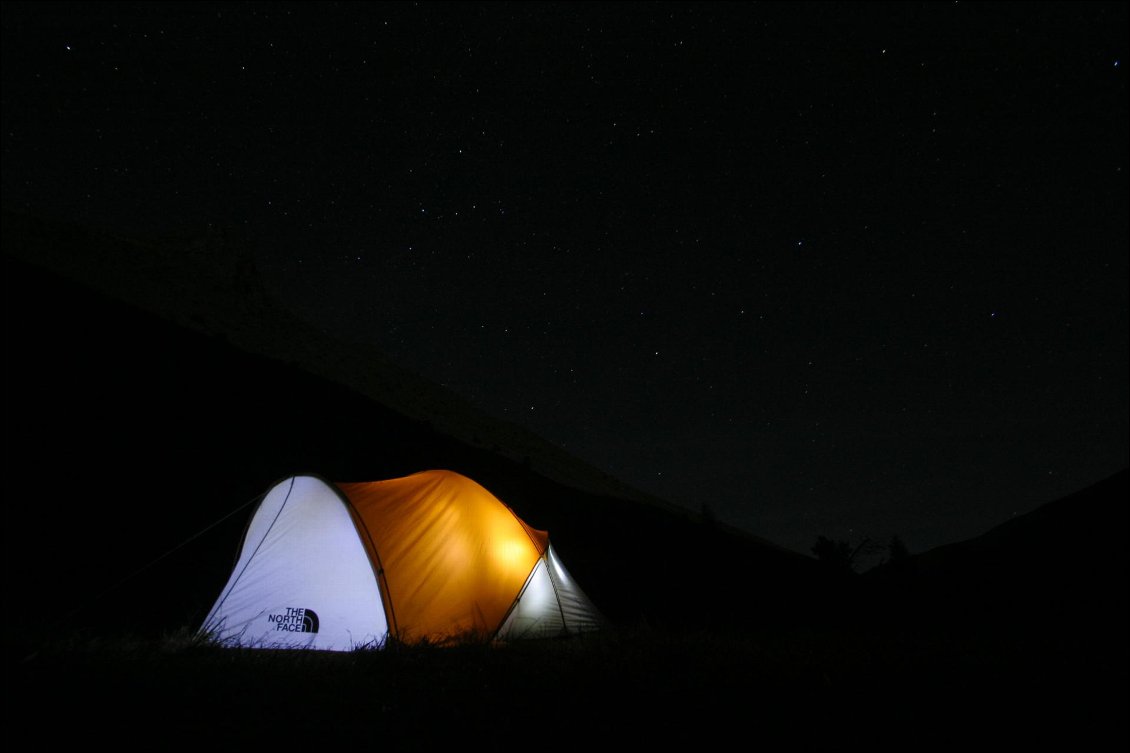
[{"x1": 201, "y1": 470, "x2": 603, "y2": 649}]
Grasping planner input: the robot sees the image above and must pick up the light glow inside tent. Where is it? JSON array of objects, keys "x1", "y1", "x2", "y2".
[{"x1": 495, "y1": 536, "x2": 532, "y2": 570}]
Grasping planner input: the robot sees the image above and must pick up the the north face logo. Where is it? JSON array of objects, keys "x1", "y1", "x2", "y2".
[{"x1": 267, "y1": 607, "x2": 319, "y2": 633}]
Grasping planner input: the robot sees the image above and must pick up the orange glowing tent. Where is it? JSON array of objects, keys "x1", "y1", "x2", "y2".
[{"x1": 201, "y1": 470, "x2": 603, "y2": 649}]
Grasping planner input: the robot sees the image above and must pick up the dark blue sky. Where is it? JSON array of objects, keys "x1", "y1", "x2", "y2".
[{"x1": 3, "y1": 2, "x2": 1127, "y2": 553}]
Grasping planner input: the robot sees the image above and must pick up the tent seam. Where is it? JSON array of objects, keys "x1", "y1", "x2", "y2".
[
  {"x1": 544, "y1": 546, "x2": 570, "y2": 635},
  {"x1": 204, "y1": 477, "x2": 296, "y2": 630},
  {"x1": 492, "y1": 556, "x2": 545, "y2": 641},
  {"x1": 333, "y1": 482, "x2": 400, "y2": 642}
]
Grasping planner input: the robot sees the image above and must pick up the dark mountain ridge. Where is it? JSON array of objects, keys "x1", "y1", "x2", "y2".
[
  {"x1": 913, "y1": 469, "x2": 1128, "y2": 575},
  {"x1": 863, "y1": 469, "x2": 1129, "y2": 639},
  {"x1": 2, "y1": 208, "x2": 703, "y2": 511},
  {"x1": 5, "y1": 209, "x2": 1125, "y2": 650},
  {"x1": 3, "y1": 211, "x2": 814, "y2": 643},
  {"x1": 5, "y1": 211, "x2": 1126, "y2": 752}
]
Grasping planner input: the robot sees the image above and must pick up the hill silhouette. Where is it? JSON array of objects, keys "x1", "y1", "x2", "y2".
[
  {"x1": 864, "y1": 469, "x2": 1129, "y2": 641},
  {"x1": 3, "y1": 210, "x2": 816, "y2": 643},
  {"x1": 1, "y1": 209, "x2": 670, "y2": 506},
  {"x1": 5, "y1": 211, "x2": 1127, "y2": 752}
]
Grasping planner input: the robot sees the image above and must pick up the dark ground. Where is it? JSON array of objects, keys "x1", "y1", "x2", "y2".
[{"x1": 8, "y1": 620, "x2": 1126, "y2": 752}]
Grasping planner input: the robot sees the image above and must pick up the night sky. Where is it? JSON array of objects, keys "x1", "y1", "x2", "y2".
[{"x1": 3, "y1": 2, "x2": 1127, "y2": 555}]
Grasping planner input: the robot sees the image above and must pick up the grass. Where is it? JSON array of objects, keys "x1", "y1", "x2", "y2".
[{"x1": 7, "y1": 621, "x2": 1126, "y2": 752}]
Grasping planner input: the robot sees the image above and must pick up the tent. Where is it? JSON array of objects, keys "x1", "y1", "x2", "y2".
[{"x1": 201, "y1": 470, "x2": 603, "y2": 649}]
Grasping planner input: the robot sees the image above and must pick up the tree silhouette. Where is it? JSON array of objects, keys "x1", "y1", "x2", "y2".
[
  {"x1": 881, "y1": 535, "x2": 914, "y2": 575},
  {"x1": 812, "y1": 536, "x2": 856, "y2": 575},
  {"x1": 812, "y1": 535, "x2": 882, "y2": 574},
  {"x1": 887, "y1": 535, "x2": 910, "y2": 563},
  {"x1": 699, "y1": 502, "x2": 716, "y2": 529}
]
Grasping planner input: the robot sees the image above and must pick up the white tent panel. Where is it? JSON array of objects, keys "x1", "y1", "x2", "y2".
[
  {"x1": 496, "y1": 546, "x2": 604, "y2": 639},
  {"x1": 201, "y1": 476, "x2": 388, "y2": 650},
  {"x1": 496, "y1": 558, "x2": 563, "y2": 640},
  {"x1": 546, "y1": 545, "x2": 604, "y2": 633}
]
